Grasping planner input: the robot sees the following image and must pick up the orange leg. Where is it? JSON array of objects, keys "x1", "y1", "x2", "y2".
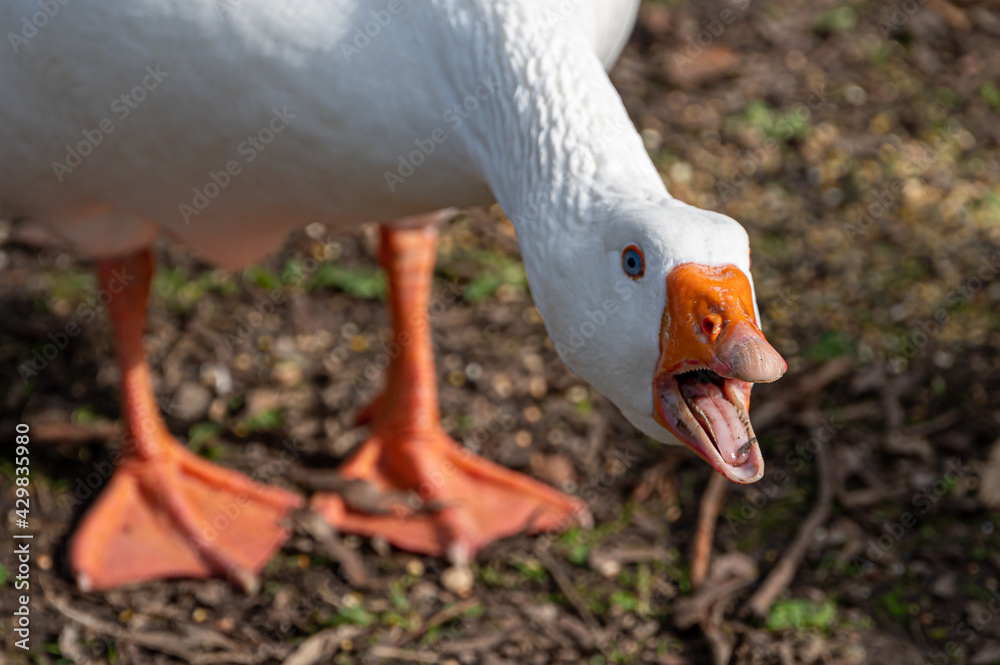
[
  {"x1": 69, "y1": 250, "x2": 303, "y2": 592},
  {"x1": 312, "y1": 222, "x2": 588, "y2": 561}
]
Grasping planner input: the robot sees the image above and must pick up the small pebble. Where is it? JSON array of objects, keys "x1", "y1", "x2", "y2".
[
  {"x1": 441, "y1": 565, "x2": 474, "y2": 597},
  {"x1": 492, "y1": 373, "x2": 513, "y2": 398},
  {"x1": 272, "y1": 361, "x2": 303, "y2": 388},
  {"x1": 844, "y1": 84, "x2": 867, "y2": 106},
  {"x1": 350, "y1": 335, "x2": 369, "y2": 352},
  {"x1": 596, "y1": 559, "x2": 621, "y2": 578},
  {"x1": 371, "y1": 535, "x2": 390, "y2": 557}
]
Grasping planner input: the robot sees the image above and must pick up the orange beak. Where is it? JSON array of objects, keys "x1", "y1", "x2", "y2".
[{"x1": 652, "y1": 263, "x2": 786, "y2": 484}]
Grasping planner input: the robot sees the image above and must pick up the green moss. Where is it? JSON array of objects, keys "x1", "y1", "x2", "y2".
[
  {"x1": 436, "y1": 248, "x2": 529, "y2": 303},
  {"x1": 766, "y1": 598, "x2": 837, "y2": 632},
  {"x1": 334, "y1": 605, "x2": 376, "y2": 627},
  {"x1": 236, "y1": 407, "x2": 285, "y2": 433},
  {"x1": 610, "y1": 590, "x2": 640, "y2": 612},
  {"x1": 510, "y1": 558, "x2": 548, "y2": 583},
  {"x1": 243, "y1": 265, "x2": 283, "y2": 291},
  {"x1": 809, "y1": 330, "x2": 855, "y2": 362},
  {"x1": 186, "y1": 422, "x2": 221, "y2": 451},
  {"x1": 388, "y1": 580, "x2": 410, "y2": 610},
  {"x1": 153, "y1": 266, "x2": 237, "y2": 313},
  {"x1": 479, "y1": 564, "x2": 503, "y2": 587},
  {"x1": 71, "y1": 405, "x2": 100, "y2": 424},
  {"x1": 813, "y1": 6, "x2": 856, "y2": 35},
  {"x1": 558, "y1": 516, "x2": 629, "y2": 566},
  {"x1": 308, "y1": 263, "x2": 386, "y2": 299},
  {"x1": 982, "y1": 83, "x2": 1000, "y2": 112},
  {"x1": 877, "y1": 589, "x2": 910, "y2": 623},
  {"x1": 46, "y1": 269, "x2": 95, "y2": 303},
  {"x1": 934, "y1": 87, "x2": 961, "y2": 109}
]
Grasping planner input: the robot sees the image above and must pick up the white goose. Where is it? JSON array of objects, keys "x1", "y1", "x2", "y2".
[{"x1": 0, "y1": 0, "x2": 785, "y2": 592}]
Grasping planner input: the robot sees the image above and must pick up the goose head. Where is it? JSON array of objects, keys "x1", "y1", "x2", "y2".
[
  {"x1": 521, "y1": 199, "x2": 786, "y2": 484},
  {"x1": 454, "y1": 3, "x2": 785, "y2": 482}
]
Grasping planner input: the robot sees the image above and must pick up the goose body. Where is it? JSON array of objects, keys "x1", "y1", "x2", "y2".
[
  {"x1": 2, "y1": 0, "x2": 787, "y2": 591},
  {"x1": 1, "y1": 0, "x2": 639, "y2": 267}
]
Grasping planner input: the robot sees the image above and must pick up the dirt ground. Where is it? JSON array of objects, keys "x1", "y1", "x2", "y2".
[{"x1": 3, "y1": 0, "x2": 1000, "y2": 663}]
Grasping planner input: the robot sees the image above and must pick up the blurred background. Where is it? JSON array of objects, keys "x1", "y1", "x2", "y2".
[{"x1": 2, "y1": 0, "x2": 1000, "y2": 663}]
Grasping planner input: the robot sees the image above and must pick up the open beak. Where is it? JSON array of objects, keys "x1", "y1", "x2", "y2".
[{"x1": 652, "y1": 263, "x2": 786, "y2": 484}]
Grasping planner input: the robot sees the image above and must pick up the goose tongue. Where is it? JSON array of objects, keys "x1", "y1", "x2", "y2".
[{"x1": 679, "y1": 380, "x2": 751, "y2": 467}]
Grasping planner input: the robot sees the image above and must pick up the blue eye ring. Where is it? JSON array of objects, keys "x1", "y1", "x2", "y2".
[{"x1": 621, "y1": 245, "x2": 644, "y2": 279}]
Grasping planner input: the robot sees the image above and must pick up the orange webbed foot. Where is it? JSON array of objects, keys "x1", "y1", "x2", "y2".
[
  {"x1": 311, "y1": 427, "x2": 589, "y2": 560},
  {"x1": 70, "y1": 441, "x2": 303, "y2": 592}
]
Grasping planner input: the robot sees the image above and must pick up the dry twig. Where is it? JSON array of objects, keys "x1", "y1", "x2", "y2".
[
  {"x1": 744, "y1": 421, "x2": 833, "y2": 618},
  {"x1": 45, "y1": 587, "x2": 255, "y2": 664},
  {"x1": 368, "y1": 645, "x2": 440, "y2": 663},
  {"x1": 538, "y1": 550, "x2": 601, "y2": 632},
  {"x1": 395, "y1": 598, "x2": 481, "y2": 646},
  {"x1": 281, "y1": 626, "x2": 361, "y2": 665},
  {"x1": 294, "y1": 511, "x2": 369, "y2": 587},
  {"x1": 690, "y1": 473, "x2": 730, "y2": 591}
]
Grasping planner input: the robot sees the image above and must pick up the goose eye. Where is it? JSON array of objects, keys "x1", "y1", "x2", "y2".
[{"x1": 621, "y1": 245, "x2": 644, "y2": 279}]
